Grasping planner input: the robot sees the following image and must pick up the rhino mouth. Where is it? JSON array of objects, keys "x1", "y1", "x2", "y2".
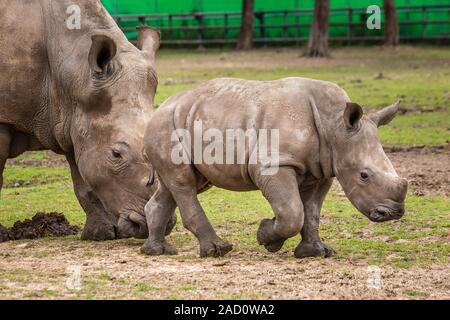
[
  {"x1": 369, "y1": 204, "x2": 405, "y2": 222},
  {"x1": 118, "y1": 212, "x2": 148, "y2": 239}
]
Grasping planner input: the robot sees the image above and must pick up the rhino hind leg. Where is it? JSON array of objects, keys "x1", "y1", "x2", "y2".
[
  {"x1": 294, "y1": 179, "x2": 336, "y2": 259},
  {"x1": 155, "y1": 167, "x2": 232, "y2": 258},
  {"x1": 141, "y1": 180, "x2": 178, "y2": 255},
  {"x1": 256, "y1": 167, "x2": 304, "y2": 253}
]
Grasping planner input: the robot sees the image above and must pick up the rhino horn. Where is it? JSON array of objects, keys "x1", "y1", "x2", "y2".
[
  {"x1": 369, "y1": 100, "x2": 401, "y2": 127},
  {"x1": 137, "y1": 25, "x2": 160, "y2": 59}
]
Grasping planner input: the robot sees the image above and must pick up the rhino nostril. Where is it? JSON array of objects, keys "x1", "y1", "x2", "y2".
[{"x1": 375, "y1": 207, "x2": 388, "y2": 216}]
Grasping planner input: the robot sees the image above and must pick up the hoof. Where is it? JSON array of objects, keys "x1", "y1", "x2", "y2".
[
  {"x1": 256, "y1": 218, "x2": 274, "y2": 246},
  {"x1": 165, "y1": 213, "x2": 177, "y2": 236},
  {"x1": 200, "y1": 238, "x2": 233, "y2": 258},
  {"x1": 294, "y1": 241, "x2": 337, "y2": 259},
  {"x1": 141, "y1": 240, "x2": 178, "y2": 256},
  {"x1": 264, "y1": 238, "x2": 286, "y2": 253},
  {"x1": 81, "y1": 221, "x2": 117, "y2": 241}
]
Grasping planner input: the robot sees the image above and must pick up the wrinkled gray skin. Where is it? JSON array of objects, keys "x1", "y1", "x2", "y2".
[
  {"x1": 0, "y1": 0, "x2": 175, "y2": 240},
  {"x1": 142, "y1": 77, "x2": 408, "y2": 258}
]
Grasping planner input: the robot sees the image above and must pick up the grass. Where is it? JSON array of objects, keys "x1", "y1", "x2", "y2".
[{"x1": 0, "y1": 47, "x2": 449, "y2": 299}]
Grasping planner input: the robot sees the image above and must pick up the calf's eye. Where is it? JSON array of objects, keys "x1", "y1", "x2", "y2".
[
  {"x1": 360, "y1": 172, "x2": 369, "y2": 180},
  {"x1": 112, "y1": 149, "x2": 122, "y2": 158}
]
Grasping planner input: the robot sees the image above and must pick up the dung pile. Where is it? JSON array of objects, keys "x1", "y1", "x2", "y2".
[{"x1": 0, "y1": 212, "x2": 80, "y2": 243}]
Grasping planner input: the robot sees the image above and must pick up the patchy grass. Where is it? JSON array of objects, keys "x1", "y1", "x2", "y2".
[
  {"x1": 0, "y1": 47, "x2": 449, "y2": 299},
  {"x1": 379, "y1": 112, "x2": 450, "y2": 146}
]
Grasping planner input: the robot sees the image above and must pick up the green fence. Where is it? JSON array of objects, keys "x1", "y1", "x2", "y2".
[{"x1": 102, "y1": 0, "x2": 450, "y2": 44}]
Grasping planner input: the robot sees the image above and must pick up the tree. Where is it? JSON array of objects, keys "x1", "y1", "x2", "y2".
[
  {"x1": 305, "y1": 0, "x2": 330, "y2": 57},
  {"x1": 236, "y1": 0, "x2": 254, "y2": 50},
  {"x1": 383, "y1": 0, "x2": 399, "y2": 46}
]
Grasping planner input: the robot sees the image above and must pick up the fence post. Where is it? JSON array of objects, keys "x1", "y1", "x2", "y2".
[
  {"x1": 347, "y1": 8, "x2": 353, "y2": 45},
  {"x1": 283, "y1": 10, "x2": 289, "y2": 38},
  {"x1": 224, "y1": 13, "x2": 229, "y2": 40},
  {"x1": 196, "y1": 14, "x2": 205, "y2": 47},
  {"x1": 256, "y1": 11, "x2": 266, "y2": 40},
  {"x1": 168, "y1": 14, "x2": 173, "y2": 40},
  {"x1": 422, "y1": 6, "x2": 427, "y2": 40}
]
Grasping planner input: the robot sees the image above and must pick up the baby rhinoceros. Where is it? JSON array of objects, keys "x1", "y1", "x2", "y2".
[{"x1": 142, "y1": 77, "x2": 408, "y2": 259}]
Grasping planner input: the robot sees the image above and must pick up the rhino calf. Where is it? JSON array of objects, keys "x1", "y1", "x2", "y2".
[{"x1": 142, "y1": 77, "x2": 408, "y2": 258}]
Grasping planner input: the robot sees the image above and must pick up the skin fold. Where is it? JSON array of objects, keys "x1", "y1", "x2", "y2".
[
  {"x1": 142, "y1": 77, "x2": 408, "y2": 258},
  {"x1": 0, "y1": 0, "x2": 175, "y2": 240}
]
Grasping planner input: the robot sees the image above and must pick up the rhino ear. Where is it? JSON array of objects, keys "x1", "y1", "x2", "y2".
[
  {"x1": 137, "y1": 26, "x2": 160, "y2": 60},
  {"x1": 344, "y1": 102, "x2": 363, "y2": 130},
  {"x1": 88, "y1": 35, "x2": 117, "y2": 74},
  {"x1": 369, "y1": 100, "x2": 400, "y2": 127}
]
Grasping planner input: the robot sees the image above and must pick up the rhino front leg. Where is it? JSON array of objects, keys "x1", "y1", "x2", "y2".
[
  {"x1": 294, "y1": 178, "x2": 336, "y2": 259},
  {"x1": 256, "y1": 167, "x2": 304, "y2": 253},
  {"x1": 0, "y1": 125, "x2": 12, "y2": 194},
  {"x1": 66, "y1": 155, "x2": 120, "y2": 240}
]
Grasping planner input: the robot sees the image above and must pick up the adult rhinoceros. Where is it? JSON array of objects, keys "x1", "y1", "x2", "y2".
[
  {"x1": 0, "y1": 0, "x2": 168, "y2": 240},
  {"x1": 141, "y1": 77, "x2": 408, "y2": 258}
]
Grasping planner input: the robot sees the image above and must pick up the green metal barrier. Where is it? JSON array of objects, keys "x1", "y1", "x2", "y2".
[{"x1": 101, "y1": 0, "x2": 450, "y2": 43}]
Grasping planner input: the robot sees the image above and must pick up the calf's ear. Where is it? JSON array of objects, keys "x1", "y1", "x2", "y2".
[
  {"x1": 137, "y1": 26, "x2": 160, "y2": 60},
  {"x1": 88, "y1": 35, "x2": 117, "y2": 74},
  {"x1": 369, "y1": 100, "x2": 400, "y2": 127},
  {"x1": 344, "y1": 102, "x2": 363, "y2": 130}
]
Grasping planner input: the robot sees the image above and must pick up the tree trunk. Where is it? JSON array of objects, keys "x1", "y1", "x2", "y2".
[
  {"x1": 383, "y1": 0, "x2": 399, "y2": 46},
  {"x1": 305, "y1": 0, "x2": 330, "y2": 57},
  {"x1": 236, "y1": 0, "x2": 254, "y2": 50}
]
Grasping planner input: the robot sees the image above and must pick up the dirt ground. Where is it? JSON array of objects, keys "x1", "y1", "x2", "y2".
[
  {"x1": 386, "y1": 145, "x2": 450, "y2": 197},
  {"x1": 0, "y1": 238, "x2": 449, "y2": 300},
  {"x1": 0, "y1": 147, "x2": 449, "y2": 300}
]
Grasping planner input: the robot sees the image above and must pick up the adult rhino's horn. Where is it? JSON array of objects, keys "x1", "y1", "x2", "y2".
[
  {"x1": 368, "y1": 100, "x2": 401, "y2": 127},
  {"x1": 137, "y1": 25, "x2": 161, "y2": 59}
]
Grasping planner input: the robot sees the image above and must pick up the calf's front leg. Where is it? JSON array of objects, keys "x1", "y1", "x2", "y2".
[
  {"x1": 294, "y1": 178, "x2": 336, "y2": 258},
  {"x1": 256, "y1": 167, "x2": 304, "y2": 253}
]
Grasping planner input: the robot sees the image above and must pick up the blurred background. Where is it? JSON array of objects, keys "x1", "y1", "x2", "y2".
[{"x1": 101, "y1": 0, "x2": 449, "y2": 48}]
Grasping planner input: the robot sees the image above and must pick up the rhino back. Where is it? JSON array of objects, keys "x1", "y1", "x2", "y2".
[{"x1": 166, "y1": 77, "x2": 349, "y2": 133}]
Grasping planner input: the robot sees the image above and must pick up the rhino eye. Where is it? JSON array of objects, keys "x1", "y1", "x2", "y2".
[
  {"x1": 112, "y1": 149, "x2": 122, "y2": 158},
  {"x1": 360, "y1": 172, "x2": 369, "y2": 180}
]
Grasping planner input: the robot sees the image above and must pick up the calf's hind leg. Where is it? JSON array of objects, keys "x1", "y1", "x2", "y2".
[
  {"x1": 159, "y1": 167, "x2": 232, "y2": 258},
  {"x1": 256, "y1": 167, "x2": 304, "y2": 253},
  {"x1": 140, "y1": 179, "x2": 178, "y2": 255}
]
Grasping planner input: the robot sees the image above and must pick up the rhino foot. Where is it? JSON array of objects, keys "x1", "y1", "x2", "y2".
[
  {"x1": 81, "y1": 220, "x2": 118, "y2": 241},
  {"x1": 199, "y1": 238, "x2": 233, "y2": 258},
  {"x1": 294, "y1": 241, "x2": 337, "y2": 259},
  {"x1": 141, "y1": 239, "x2": 178, "y2": 256},
  {"x1": 256, "y1": 218, "x2": 287, "y2": 253},
  {"x1": 264, "y1": 239, "x2": 286, "y2": 253}
]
